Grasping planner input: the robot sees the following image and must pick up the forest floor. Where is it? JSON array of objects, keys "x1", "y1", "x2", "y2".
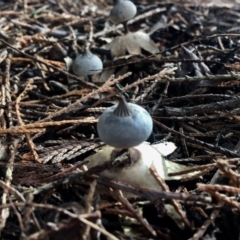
[{"x1": 0, "y1": 0, "x2": 240, "y2": 239}]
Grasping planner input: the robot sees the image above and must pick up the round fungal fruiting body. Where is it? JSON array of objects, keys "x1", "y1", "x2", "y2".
[
  {"x1": 72, "y1": 50, "x2": 103, "y2": 76},
  {"x1": 97, "y1": 97, "x2": 153, "y2": 148},
  {"x1": 109, "y1": 0, "x2": 137, "y2": 25}
]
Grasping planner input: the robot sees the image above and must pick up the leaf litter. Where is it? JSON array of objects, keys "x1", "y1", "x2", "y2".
[
  {"x1": 0, "y1": 0, "x2": 240, "y2": 239},
  {"x1": 102, "y1": 31, "x2": 160, "y2": 57}
]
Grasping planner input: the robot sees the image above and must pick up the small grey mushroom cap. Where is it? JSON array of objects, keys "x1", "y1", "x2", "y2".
[
  {"x1": 109, "y1": 0, "x2": 137, "y2": 25},
  {"x1": 97, "y1": 98, "x2": 153, "y2": 148},
  {"x1": 72, "y1": 51, "x2": 103, "y2": 76}
]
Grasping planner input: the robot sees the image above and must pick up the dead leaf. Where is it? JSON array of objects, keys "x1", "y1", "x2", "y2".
[
  {"x1": 103, "y1": 31, "x2": 159, "y2": 57},
  {"x1": 152, "y1": 141, "x2": 177, "y2": 157},
  {"x1": 179, "y1": 46, "x2": 212, "y2": 77},
  {"x1": 133, "y1": 31, "x2": 160, "y2": 55}
]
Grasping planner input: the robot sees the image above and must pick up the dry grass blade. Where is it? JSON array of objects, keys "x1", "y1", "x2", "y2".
[
  {"x1": 150, "y1": 166, "x2": 191, "y2": 228},
  {"x1": 0, "y1": 50, "x2": 15, "y2": 234},
  {"x1": 110, "y1": 189, "x2": 157, "y2": 237},
  {"x1": 189, "y1": 204, "x2": 223, "y2": 240},
  {"x1": 15, "y1": 79, "x2": 40, "y2": 162},
  {"x1": 197, "y1": 183, "x2": 240, "y2": 194}
]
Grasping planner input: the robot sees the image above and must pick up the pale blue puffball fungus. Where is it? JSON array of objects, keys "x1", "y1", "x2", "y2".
[
  {"x1": 109, "y1": 0, "x2": 137, "y2": 25},
  {"x1": 72, "y1": 50, "x2": 103, "y2": 76},
  {"x1": 97, "y1": 97, "x2": 153, "y2": 149}
]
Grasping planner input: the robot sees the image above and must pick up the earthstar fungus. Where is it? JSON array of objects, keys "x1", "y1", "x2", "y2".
[
  {"x1": 97, "y1": 97, "x2": 153, "y2": 149},
  {"x1": 72, "y1": 50, "x2": 103, "y2": 77}
]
